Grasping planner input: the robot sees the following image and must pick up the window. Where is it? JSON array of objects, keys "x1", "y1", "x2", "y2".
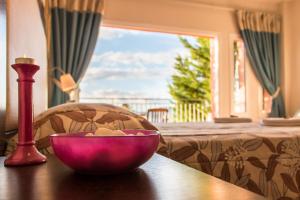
[
  {"x1": 232, "y1": 39, "x2": 246, "y2": 113},
  {"x1": 80, "y1": 26, "x2": 219, "y2": 122},
  {"x1": 80, "y1": 27, "x2": 197, "y2": 102}
]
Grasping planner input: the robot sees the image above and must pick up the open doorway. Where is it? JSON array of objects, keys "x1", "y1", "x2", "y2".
[{"x1": 80, "y1": 26, "x2": 218, "y2": 122}]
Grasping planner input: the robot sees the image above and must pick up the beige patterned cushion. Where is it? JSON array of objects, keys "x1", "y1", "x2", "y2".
[{"x1": 6, "y1": 103, "x2": 157, "y2": 155}]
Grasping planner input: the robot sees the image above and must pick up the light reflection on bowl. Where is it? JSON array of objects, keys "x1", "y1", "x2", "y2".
[{"x1": 50, "y1": 130, "x2": 160, "y2": 175}]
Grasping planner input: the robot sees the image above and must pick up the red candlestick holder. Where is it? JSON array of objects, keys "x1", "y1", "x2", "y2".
[{"x1": 4, "y1": 63, "x2": 47, "y2": 166}]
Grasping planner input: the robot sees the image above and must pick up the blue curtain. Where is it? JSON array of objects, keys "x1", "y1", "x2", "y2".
[
  {"x1": 39, "y1": 0, "x2": 103, "y2": 107},
  {"x1": 237, "y1": 11, "x2": 285, "y2": 117}
]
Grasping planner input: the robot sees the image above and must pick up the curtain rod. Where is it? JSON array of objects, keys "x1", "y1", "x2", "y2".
[{"x1": 165, "y1": 0, "x2": 280, "y2": 13}]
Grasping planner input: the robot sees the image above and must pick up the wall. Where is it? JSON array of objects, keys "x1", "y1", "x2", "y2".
[
  {"x1": 3, "y1": 0, "x2": 283, "y2": 127},
  {"x1": 103, "y1": 0, "x2": 280, "y2": 118},
  {"x1": 5, "y1": 0, "x2": 47, "y2": 130},
  {"x1": 281, "y1": 0, "x2": 300, "y2": 117}
]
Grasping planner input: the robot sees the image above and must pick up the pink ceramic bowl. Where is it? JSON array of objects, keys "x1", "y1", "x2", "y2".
[{"x1": 50, "y1": 130, "x2": 160, "y2": 175}]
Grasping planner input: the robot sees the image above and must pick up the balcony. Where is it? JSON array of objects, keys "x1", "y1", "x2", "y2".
[{"x1": 80, "y1": 97, "x2": 210, "y2": 123}]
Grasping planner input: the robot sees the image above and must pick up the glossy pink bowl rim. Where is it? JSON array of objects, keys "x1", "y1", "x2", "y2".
[{"x1": 50, "y1": 129, "x2": 160, "y2": 138}]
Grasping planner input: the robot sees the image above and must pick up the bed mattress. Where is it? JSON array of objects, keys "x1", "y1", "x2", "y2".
[{"x1": 155, "y1": 122, "x2": 300, "y2": 200}]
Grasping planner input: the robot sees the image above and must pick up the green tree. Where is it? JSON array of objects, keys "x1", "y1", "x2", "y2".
[{"x1": 169, "y1": 37, "x2": 211, "y2": 120}]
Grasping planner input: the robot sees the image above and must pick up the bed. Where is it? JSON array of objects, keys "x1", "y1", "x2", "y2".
[
  {"x1": 156, "y1": 122, "x2": 300, "y2": 200},
  {"x1": 5, "y1": 102, "x2": 299, "y2": 199}
]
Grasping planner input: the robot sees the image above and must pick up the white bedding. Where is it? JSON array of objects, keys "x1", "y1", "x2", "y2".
[{"x1": 154, "y1": 122, "x2": 300, "y2": 137}]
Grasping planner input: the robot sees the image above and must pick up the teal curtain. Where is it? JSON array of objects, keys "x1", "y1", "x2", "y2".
[
  {"x1": 39, "y1": 0, "x2": 103, "y2": 107},
  {"x1": 237, "y1": 10, "x2": 285, "y2": 117}
]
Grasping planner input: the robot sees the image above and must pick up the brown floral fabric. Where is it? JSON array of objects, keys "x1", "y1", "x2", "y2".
[
  {"x1": 5, "y1": 103, "x2": 157, "y2": 155},
  {"x1": 156, "y1": 123, "x2": 300, "y2": 200}
]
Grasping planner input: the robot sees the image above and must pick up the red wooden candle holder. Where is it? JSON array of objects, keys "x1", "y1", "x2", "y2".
[{"x1": 4, "y1": 63, "x2": 47, "y2": 166}]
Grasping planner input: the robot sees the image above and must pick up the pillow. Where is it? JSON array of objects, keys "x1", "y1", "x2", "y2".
[
  {"x1": 6, "y1": 103, "x2": 158, "y2": 155},
  {"x1": 294, "y1": 110, "x2": 300, "y2": 118},
  {"x1": 0, "y1": 129, "x2": 18, "y2": 156}
]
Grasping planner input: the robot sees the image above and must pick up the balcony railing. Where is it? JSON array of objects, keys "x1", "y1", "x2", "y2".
[{"x1": 80, "y1": 97, "x2": 210, "y2": 123}]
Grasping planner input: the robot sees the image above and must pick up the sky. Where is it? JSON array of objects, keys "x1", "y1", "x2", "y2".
[{"x1": 80, "y1": 27, "x2": 194, "y2": 100}]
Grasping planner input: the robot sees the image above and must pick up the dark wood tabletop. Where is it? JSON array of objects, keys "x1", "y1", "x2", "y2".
[{"x1": 0, "y1": 154, "x2": 265, "y2": 200}]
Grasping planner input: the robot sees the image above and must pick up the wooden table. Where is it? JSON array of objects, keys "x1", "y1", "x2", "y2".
[{"x1": 0, "y1": 154, "x2": 265, "y2": 200}]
